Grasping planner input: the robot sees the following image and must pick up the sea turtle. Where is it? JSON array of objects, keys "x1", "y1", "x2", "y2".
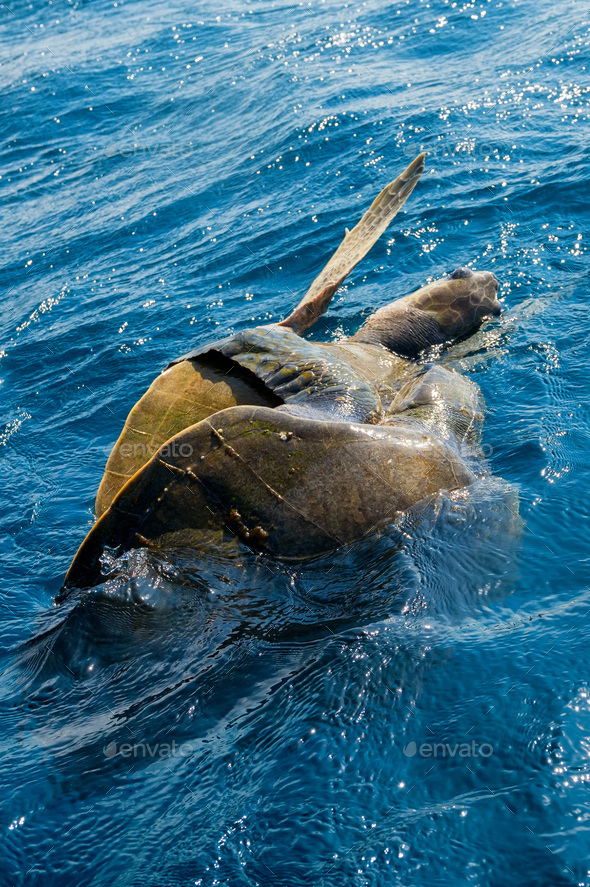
[{"x1": 62, "y1": 154, "x2": 502, "y2": 591}]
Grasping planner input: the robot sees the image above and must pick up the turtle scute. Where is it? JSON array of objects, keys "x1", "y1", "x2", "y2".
[{"x1": 94, "y1": 352, "x2": 282, "y2": 516}]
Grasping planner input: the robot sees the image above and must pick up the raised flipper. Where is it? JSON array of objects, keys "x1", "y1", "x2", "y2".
[
  {"x1": 62, "y1": 404, "x2": 475, "y2": 591},
  {"x1": 169, "y1": 325, "x2": 381, "y2": 423},
  {"x1": 278, "y1": 152, "x2": 425, "y2": 334}
]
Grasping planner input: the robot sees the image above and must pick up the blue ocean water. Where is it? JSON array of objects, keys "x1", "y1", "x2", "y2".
[{"x1": 1, "y1": 0, "x2": 589, "y2": 883}]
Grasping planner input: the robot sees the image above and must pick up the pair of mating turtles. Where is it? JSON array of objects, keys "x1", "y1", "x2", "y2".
[{"x1": 63, "y1": 154, "x2": 502, "y2": 591}]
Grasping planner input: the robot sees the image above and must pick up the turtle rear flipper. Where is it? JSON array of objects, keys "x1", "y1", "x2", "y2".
[
  {"x1": 170, "y1": 325, "x2": 381, "y2": 423},
  {"x1": 279, "y1": 152, "x2": 425, "y2": 334},
  {"x1": 62, "y1": 404, "x2": 475, "y2": 592}
]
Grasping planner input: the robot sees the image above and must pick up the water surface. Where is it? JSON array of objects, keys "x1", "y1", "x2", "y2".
[{"x1": 1, "y1": 0, "x2": 589, "y2": 884}]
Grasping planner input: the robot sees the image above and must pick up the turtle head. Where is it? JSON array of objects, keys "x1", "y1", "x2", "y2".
[
  {"x1": 349, "y1": 267, "x2": 501, "y2": 358},
  {"x1": 409, "y1": 267, "x2": 501, "y2": 338}
]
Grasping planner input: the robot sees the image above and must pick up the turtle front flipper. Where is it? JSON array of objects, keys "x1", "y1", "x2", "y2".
[
  {"x1": 386, "y1": 364, "x2": 485, "y2": 451},
  {"x1": 278, "y1": 152, "x2": 425, "y2": 334},
  {"x1": 62, "y1": 404, "x2": 475, "y2": 592},
  {"x1": 169, "y1": 325, "x2": 381, "y2": 424}
]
